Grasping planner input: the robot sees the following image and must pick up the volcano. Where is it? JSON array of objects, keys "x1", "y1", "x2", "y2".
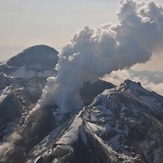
[{"x1": 0, "y1": 46, "x2": 163, "y2": 163}]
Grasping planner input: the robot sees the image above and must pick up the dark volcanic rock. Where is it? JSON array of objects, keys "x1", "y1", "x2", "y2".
[
  {"x1": 6, "y1": 45, "x2": 58, "y2": 69},
  {"x1": 0, "y1": 73, "x2": 10, "y2": 89},
  {"x1": 1, "y1": 45, "x2": 163, "y2": 163},
  {"x1": 0, "y1": 45, "x2": 58, "y2": 141},
  {"x1": 80, "y1": 79, "x2": 115, "y2": 105},
  {"x1": 0, "y1": 91, "x2": 21, "y2": 126},
  {"x1": 24, "y1": 80, "x2": 163, "y2": 163}
]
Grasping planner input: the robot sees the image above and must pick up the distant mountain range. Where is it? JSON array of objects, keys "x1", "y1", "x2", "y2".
[{"x1": 0, "y1": 45, "x2": 163, "y2": 163}]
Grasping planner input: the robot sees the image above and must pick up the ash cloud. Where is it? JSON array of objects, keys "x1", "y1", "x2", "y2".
[
  {"x1": 0, "y1": 132, "x2": 21, "y2": 162},
  {"x1": 38, "y1": 0, "x2": 163, "y2": 111}
]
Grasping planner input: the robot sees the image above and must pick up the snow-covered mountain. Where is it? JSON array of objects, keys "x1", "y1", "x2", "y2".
[
  {"x1": 0, "y1": 45, "x2": 59, "y2": 140},
  {"x1": 24, "y1": 80, "x2": 163, "y2": 163},
  {"x1": 0, "y1": 46, "x2": 163, "y2": 163}
]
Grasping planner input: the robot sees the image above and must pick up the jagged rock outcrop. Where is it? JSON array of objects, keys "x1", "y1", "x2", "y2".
[
  {"x1": 5, "y1": 45, "x2": 58, "y2": 69},
  {"x1": 1, "y1": 79, "x2": 162, "y2": 163},
  {"x1": 80, "y1": 79, "x2": 115, "y2": 105},
  {"x1": 1, "y1": 46, "x2": 163, "y2": 163},
  {"x1": 0, "y1": 45, "x2": 117, "y2": 163},
  {"x1": 0, "y1": 74, "x2": 10, "y2": 89},
  {"x1": 0, "y1": 45, "x2": 59, "y2": 140},
  {"x1": 26, "y1": 80, "x2": 163, "y2": 163}
]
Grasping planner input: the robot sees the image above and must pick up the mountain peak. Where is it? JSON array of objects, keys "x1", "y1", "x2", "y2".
[
  {"x1": 6, "y1": 45, "x2": 59, "y2": 68},
  {"x1": 120, "y1": 79, "x2": 141, "y2": 90},
  {"x1": 117, "y1": 79, "x2": 153, "y2": 97}
]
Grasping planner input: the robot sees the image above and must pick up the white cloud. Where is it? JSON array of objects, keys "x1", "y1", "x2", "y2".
[
  {"x1": 34, "y1": 0, "x2": 163, "y2": 112},
  {"x1": 0, "y1": 132, "x2": 21, "y2": 161},
  {"x1": 103, "y1": 69, "x2": 163, "y2": 95}
]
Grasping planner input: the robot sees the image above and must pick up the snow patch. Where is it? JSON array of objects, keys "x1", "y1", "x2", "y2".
[
  {"x1": 56, "y1": 110, "x2": 83, "y2": 145},
  {"x1": 0, "y1": 59, "x2": 8, "y2": 65},
  {"x1": 87, "y1": 122, "x2": 106, "y2": 133},
  {"x1": 0, "y1": 87, "x2": 11, "y2": 103}
]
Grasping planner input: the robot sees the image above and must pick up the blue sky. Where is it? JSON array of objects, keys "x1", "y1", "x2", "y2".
[{"x1": 0, "y1": 0, "x2": 163, "y2": 72}]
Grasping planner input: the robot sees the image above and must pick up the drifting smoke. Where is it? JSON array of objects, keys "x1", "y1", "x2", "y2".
[
  {"x1": 0, "y1": 132, "x2": 21, "y2": 161},
  {"x1": 37, "y1": 0, "x2": 163, "y2": 111}
]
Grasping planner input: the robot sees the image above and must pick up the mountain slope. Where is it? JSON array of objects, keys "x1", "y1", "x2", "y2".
[
  {"x1": 1, "y1": 78, "x2": 163, "y2": 163},
  {"x1": 24, "y1": 80, "x2": 163, "y2": 163},
  {"x1": 0, "y1": 46, "x2": 116, "y2": 163},
  {"x1": 0, "y1": 45, "x2": 59, "y2": 140},
  {"x1": 0, "y1": 46, "x2": 163, "y2": 163}
]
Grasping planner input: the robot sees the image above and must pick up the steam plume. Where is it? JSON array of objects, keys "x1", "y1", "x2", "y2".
[
  {"x1": 0, "y1": 132, "x2": 21, "y2": 161},
  {"x1": 38, "y1": 0, "x2": 163, "y2": 111}
]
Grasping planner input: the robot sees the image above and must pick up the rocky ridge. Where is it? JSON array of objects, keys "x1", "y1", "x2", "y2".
[
  {"x1": 25, "y1": 80, "x2": 163, "y2": 163},
  {"x1": 0, "y1": 45, "x2": 59, "y2": 139},
  {"x1": 0, "y1": 46, "x2": 163, "y2": 163}
]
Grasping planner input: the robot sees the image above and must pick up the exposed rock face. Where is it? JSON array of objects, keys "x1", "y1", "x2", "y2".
[
  {"x1": 1, "y1": 79, "x2": 163, "y2": 163},
  {"x1": 25, "y1": 80, "x2": 163, "y2": 163},
  {"x1": 6, "y1": 45, "x2": 58, "y2": 69},
  {"x1": 0, "y1": 45, "x2": 59, "y2": 140},
  {"x1": 1, "y1": 46, "x2": 163, "y2": 163},
  {"x1": 80, "y1": 79, "x2": 115, "y2": 105},
  {"x1": 0, "y1": 74, "x2": 10, "y2": 89}
]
